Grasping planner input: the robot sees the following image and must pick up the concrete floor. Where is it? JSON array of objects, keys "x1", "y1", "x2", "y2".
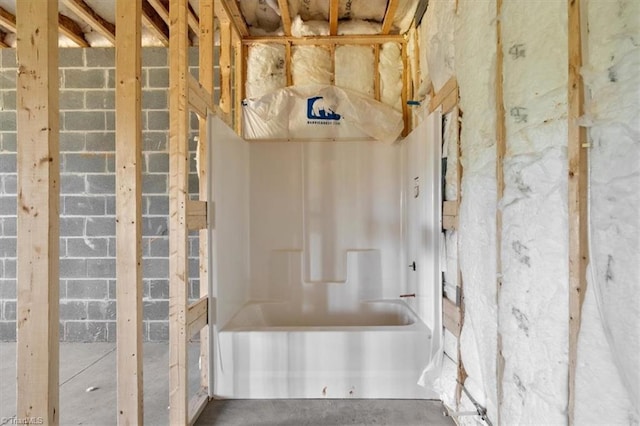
[{"x1": 0, "y1": 343, "x2": 454, "y2": 425}]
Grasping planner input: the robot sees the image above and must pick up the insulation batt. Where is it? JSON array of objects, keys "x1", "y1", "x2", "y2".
[
  {"x1": 379, "y1": 42, "x2": 403, "y2": 112},
  {"x1": 246, "y1": 44, "x2": 287, "y2": 99},
  {"x1": 292, "y1": 46, "x2": 332, "y2": 85},
  {"x1": 290, "y1": 15, "x2": 381, "y2": 37},
  {"x1": 241, "y1": 0, "x2": 282, "y2": 33},
  {"x1": 447, "y1": 0, "x2": 499, "y2": 422},
  {"x1": 423, "y1": 0, "x2": 455, "y2": 92},
  {"x1": 499, "y1": 0, "x2": 568, "y2": 423},
  {"x1": 334, "y1": 46, "x2": 375, "y2": 98},
  {"x1": 575, "y1": 0, "x2": 640, "y2": 423}
]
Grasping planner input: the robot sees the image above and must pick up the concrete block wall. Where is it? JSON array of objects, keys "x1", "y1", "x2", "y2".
[{"x1": 0, "y1": 47, "x2": 220, "y2": 342}]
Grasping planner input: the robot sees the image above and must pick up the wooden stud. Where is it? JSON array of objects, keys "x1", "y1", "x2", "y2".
[
  {"x1": 329, "y1": 0, "x2": 339, "y2": 36},
  {"x1": 187, "y1": 296, "x2": 208, "y2": 337},
  {"x1": 401, "y1": 41, "x2": 409, "y2": 136},
  {"x1": 16, "y1": 0, "x2": 60, "y2": 423},
  {"x1": 243, "y1": 34, "x2": 405, "y2": 45},
  {"x1": 0, "y1": 6, "x2": 16, "y2": 32},
  {"x1": 114, "y1": 0, "x2": 143, "y2": 424},
  {"x1": 442, "y1": 215, "x2": 458, "y2": 231},
  {"x1": 234, "y1": 35, "x2": 244, "y2": 134},
  {"x1": 374, "y1": 44, "x2": 381, "y2": 101},
  {"x1": 58, "y1": 14, "x2": 89, "y2": 47},
  {"x1": 495, "y1": 0, "x2": 506, "y2": 420},
  {"x1": 381, "y1": 0, "x2": 400, "y2": 34},
  {"x1": 62, "y1": 0, "x2": 116, "y2": 45},
  {"x1": 429, "y1": 77, "x2": 457, "y2": 112},
  {"x1": 285, "y1": 41, "x2": 293, "y2": 86},
  {"x1": 279, "y1": 0, "x2": 292, "y2": 36},
  {"x1": 219, "y1": 0, "x2": 249, "y2": 37},
  {"x1": 186, "y1": 200, "x2": 208, "y2": 230},
  {"x1": 219, "y1": 21, "x2": 232, "y2": 114},
  {"x1": 198, "y1": 0, "x2": 215, "y2": 394},
  {"x1": 568, "y1": 0, "x2": 588, "y2": 423},
  {"x1": 169, "y1": 0, "x2": 190, "y2": 423},
  {"x1": 142, "y1": 0, "x2": 170, "y2": 46},
  {"x1": 443, "y1": 201, "x2": 458, "y2": 216}
]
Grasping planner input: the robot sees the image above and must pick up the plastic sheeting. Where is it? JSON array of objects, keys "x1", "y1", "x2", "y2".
[
  {"x1": 242, "y1": 85, "x2": 403, "y2": 143},
  {"x1": 245, "y1": 44, "x2": 286, "y2": 99},
  {"x1": 334, "y1": 46, "x2": 375, "y2": 98},
  {"x1": 575, "y1": 0, "x2": 640, "y2": 423}
]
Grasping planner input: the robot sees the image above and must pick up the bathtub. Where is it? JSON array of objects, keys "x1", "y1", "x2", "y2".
[{"x1": 214, "y1": 300, "x2": 435, "y2": 399}]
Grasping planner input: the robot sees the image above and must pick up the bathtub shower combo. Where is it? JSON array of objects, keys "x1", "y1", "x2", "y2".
[{"x1": 206, "y1": 111, "x2": 443, "y2": 399}]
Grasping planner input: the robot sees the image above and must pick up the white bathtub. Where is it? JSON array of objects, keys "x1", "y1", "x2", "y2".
[{"x1": 214, "y1": 300, "x2": 434, "y2": 399}]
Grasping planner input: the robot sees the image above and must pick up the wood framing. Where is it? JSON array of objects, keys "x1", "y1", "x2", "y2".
[
  {"x1": 62, "y1": 0, "x2": 116, "y2": 45},
  {"x1": 401, "y1": 41, "x2": 409, "y2": 136},
  {"x1": 219, "y1": 0, "x2": 249, "y2": 37},
  {"x1": 115, "y1": 0, "x2": 143, "y2": 424},
  {"x1": 219, "y1": 20, "x2": 232, "y2": 114},
  {"x1": 0, "y1": 6, "x2": 16, "y2": 32},
  {"x1": 169, "y1": 0, "x2": 190, "y2": 423},
  {"x1": 285, "y1": 41, "x2": 293, "y2": 86},
  {"x1": 243, "y1": 34, "x2": 404, "y2": 45},
  {"x1": 142, "y1": 0, "x2": 169, "y2": 46},
  {"x1": 279, "y1": 0, "x2": 293, "y2": 36},
  {"x1": 147, "y1": 0, "x2": 169, "y2": 23},
  {"x1": 429, "y1": 77, "x2": 458, "y2": 113},
  {"x1": 198, "y1": 0, "x2": 214, "y2": 396},
  {"x1": 15, "y1": 0, "x2": 60, "y2": 423},
  {"x1": 58, "y1": 13, "x2": 89, "y2": 47},
  {"x1": 234, "y1": 34, "x2": 244, "y2": 133},
  {"x1": 381, "y1": 0, "x2": 399, "y2": 34},
  {"x1": 374, "y1": 45, "x2": 381, "y2": 101},
  {"x1": 0, "y1": 30, "x2": 8, "y2": 48},
  {"x1": 567, "y1": 0, "x2": 588, "y2": 422},
  {"x1": 495, "y1": 0, "x2": 506, "y2": 420},
  {"x1": 443, "y1": 298, "x2": 462, "y2": 337},
  {"x1": 329, "y1": 0, "x2": 339, "y2": 36}
]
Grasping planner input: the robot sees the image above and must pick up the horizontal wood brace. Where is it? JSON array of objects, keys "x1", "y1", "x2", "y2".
[
  {"x1": 429, "y1": 77, "x2": 458, "y2": 113},
  {"x1": 443, "y1": 201, "x2": 458, "y2": 216},
  {"x1": 443, "y1": 297, "x2": 462, "y2": 337},
  {"x1": 188, "y1": 75, "x2": 214, "y2": 118},
  {"x1": 188, "y1": 387, "x2": 209, "y2": 426},
  {"x1": 186, "y1": 199, "x2": 207, "y2": 230},
  {"x1": 443, "y1": 215, "x2": 458, "y2": 230},
  {"x1": 186, "y1": 296, "x2": 208, "y2": 337},
  {"x1": 243, "y1": 34, "x2": 405, "y2": 46}
]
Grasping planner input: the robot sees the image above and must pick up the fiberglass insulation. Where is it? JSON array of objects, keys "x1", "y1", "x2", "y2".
[
  {"x1": 334, "y1": 45, "x2": 375, "y2": 98},
  {"x1": 499, "y1": 0, "x2": 569, "y2": 423},
  {"x1": 574, "y1": 0, "x2": 640, "y2": 423},
  {"x1": 292, "y1": 46, "x2": 332, "y2": 85},
  {"x1": 379, "y1": 43, "x2": 403, "y2": 112},
  {"x1": 246, "y1": 44, "x2": 286, "y2": 99}
]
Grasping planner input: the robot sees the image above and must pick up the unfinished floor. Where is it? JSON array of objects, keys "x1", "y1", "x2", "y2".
[{"x1": 0, "y1": 343, "x2": 453, "y2": 426}]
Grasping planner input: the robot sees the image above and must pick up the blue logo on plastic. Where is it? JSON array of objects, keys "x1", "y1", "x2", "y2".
[{"x1": 306, "y1": 96, "x2": 341, "y2": 121}]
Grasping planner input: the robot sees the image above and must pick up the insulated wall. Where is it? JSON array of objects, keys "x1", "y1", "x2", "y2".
[{"x1": 575, "y1": 1, "x2": 640, "y2": 423}]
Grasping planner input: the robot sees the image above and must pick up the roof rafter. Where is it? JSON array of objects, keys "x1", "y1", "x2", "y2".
[
  {"x1": 142, "y1": 0, "x2": 169, "y2": 46},
  {"x1": 381, "y1": 0, "x2": 400, "y2": 34},
  {"x1": 0, "y1": 29, "x2": 8, "y2": 48},
  {"x1": 59, "y1": 13, "x2": 90, "y2": 47},
  {"x1": 147, "y1": 0, "x2": 199, "y2": 40},
  {"x1": 0, "y1": 6, "x2": 16, "y2": 32},
  {"x1": 219, "y1": 0, "x2": 249, "y2": 37},
  {"x1": 329, "y1": 0, "x2": 339, "y2": 35},
  {"x1": 278, "y1": 0, "x2": 292, "y2": 36},
  {"x1": 62, "y1": 0, "x2": 116, "y2": 45}
]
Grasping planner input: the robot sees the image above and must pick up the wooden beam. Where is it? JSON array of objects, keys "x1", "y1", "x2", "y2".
[
  {"x1": 142, "y1": 0, "x2": 169, "y2": 46},
  {"x1": 186, "y1": 296, "x2": 208, "y2": 337},
  {"x1": 329, "y1": 0, "x2": 339, "y2": 36},
  {"x1": 219, "y1": 0, "x2": 249, "y2": 37},
  {"x1": 169, "y1": 0, "x2": 190, "y2": 423},
  {"x1": 279, "y1": 0, "x2": 292, "y2": 36},
  {"x1": 62, "y1": 0, "x2": 116, "y2": 45},
  {"x1": 147, "y1": 0, "x2": 169, "y2": 23},
  {"x1": 187, "y1": 3, "x2": 200, "y2": 35},
  {"x1": 198, "y1": 0, "x2": 214, "y2": 392},
  {"x1": 495, "y1": 0, "x2": 506, "y2": 421},
  {"x1": 401, "y1": 41, "x2": 409, "y2": 136},
  {"x1": 443, "y1": 201, "x2": 458, "y2": 216},
  {"x1": 442, "y1": 87, "x2": 458, "y2": 114},
  {"x1": 188, "y1": 74, "x2": 214, "y2": 118},
  {"x1": 115, "y1": 0, "x2": 143, "y2": 424},
  {"x1": 381, "y1": 0, "x2": 400, "y2": 34},
  {"x1": 243, "y1": 34, "x2": 405, "y2": 45},
  {"x1": 188, "y1": 388, "x2": 209, "y2": 426},
  {"x1": 429, "y1": 77, "x2": 457, "y2": 112},
  {"x1": 374, "y1": 44, "x2": 381, "y2": 101},
  {"x1": 186, "y1": 200, "x2": 208, "y2": 230},
  {"x1": 234, "y1": 35, "x2": 244, "y2": 134},
  {"x1": 16, "y1": 0, "x2": 60, "y2": 424},
  {"x1": 219, "y1": 21, "x2": 232, "y2": 114},
  {"x1": 443, "y1": 298, "x2": 462, "y2": 337},
  {"x1": 58, "y1": 13, "x2": 89, "y2": 47},
  {"x1": 285, "y1": 41, "x2": 293, "y2": 86},
  {"x1": 0, "y1": 6, "x2": 16, "y2": 32},
  {"x1": 568, "y1": 0, "x2": 588, "y2": 422},
  {"x1": 442, "y1": 215, "x2": 457, "y2": 231},
  {"x1": 0, "y1": 30, "x2": 8, "y2": 48}
]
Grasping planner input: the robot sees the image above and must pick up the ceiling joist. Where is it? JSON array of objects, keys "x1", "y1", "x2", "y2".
[
  {"x1": 142, "y1": 0, "x2": 169, "y2": 46},
  {"x1": 243, "y1": 34, "x2": 405, "y2": 46},
  {"x1": 63, "y1": 0, "x2": 116, "y2": 45}
]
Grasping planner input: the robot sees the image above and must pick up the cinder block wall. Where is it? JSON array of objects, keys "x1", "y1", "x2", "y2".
[{"x1": 0, "y1": 47, "x2": 219, "y2": 342}]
